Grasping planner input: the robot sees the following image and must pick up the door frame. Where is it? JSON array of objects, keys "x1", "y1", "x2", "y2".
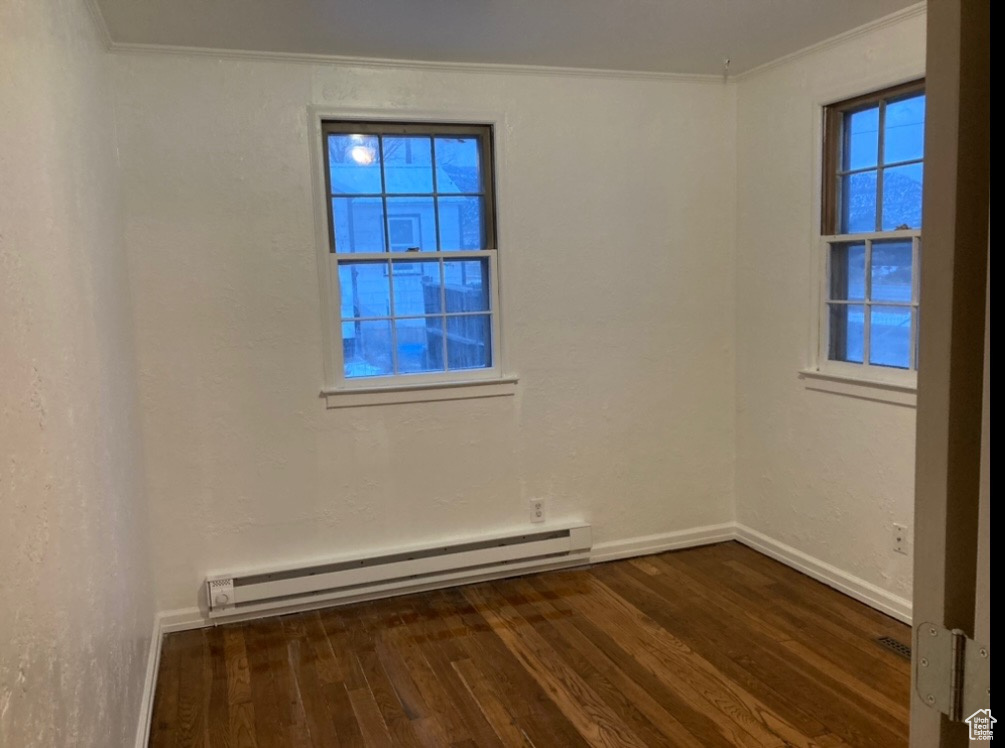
[{"x1": 910, "y1": 1, "x2": 990, "y2": 746}]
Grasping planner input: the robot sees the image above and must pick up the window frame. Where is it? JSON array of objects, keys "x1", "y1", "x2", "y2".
[
  {"x1": 821, "y1": 79, "x2": 925, "y2": 237},
  {"x1": 308, "y1": 108, "x2": 516, "y2": 407},
  {"x1": 808, "y1": 80, "x2": 925, "y2": 393}
]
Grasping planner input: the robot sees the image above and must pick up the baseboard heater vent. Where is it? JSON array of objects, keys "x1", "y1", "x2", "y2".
[{"x1": 205, "y1": 523, "x2": 592, "y2": 619}]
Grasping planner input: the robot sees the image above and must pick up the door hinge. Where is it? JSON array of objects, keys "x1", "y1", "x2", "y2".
[{"x1": 915, "y1": 622, "x2": 991, "y2": 721}]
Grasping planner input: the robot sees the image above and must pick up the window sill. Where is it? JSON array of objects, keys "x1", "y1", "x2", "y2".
[
  {"x1": 798, "y1": 368, "x2": 917, "y2": 407},
  {"x1": 322, "y1": 376, "x2": 518, "y2": 409}
]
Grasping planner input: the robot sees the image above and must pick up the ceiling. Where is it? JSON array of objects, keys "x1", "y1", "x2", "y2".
[{"x1": 95, "y1": 0, "x2": 920, "y2": 75}]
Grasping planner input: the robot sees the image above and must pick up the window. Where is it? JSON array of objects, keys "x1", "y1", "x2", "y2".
[
  {"x1": 819, "y1": 81, "x2": 925, "y2": 378},
  {"x1": 321, "y1": 121, "x2": 501, "y2": 389}
]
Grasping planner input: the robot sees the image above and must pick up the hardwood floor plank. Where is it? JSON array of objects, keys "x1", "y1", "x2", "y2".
[
  {"x1": 584, "y1": 574, "x2": 812, "y2": 747},
  {"x1": 346, "y1": 686, "x2": 393, "y2": 747},
  {"x1": 321, "y1": 681, "x2": 366, "y2": 748},
  {"x1": 302, "y1": 611, "x2": 343, "y2": 686},
  {"x1": 504, "y1": 576, "x2": 709, "y2": 748},
  {"x1": 222, "y1": 626, "x2": 253, "y2": 704},
  {"x1": 316, "y1": 608, "x2": 368, "y2": 692},
  {"x1": 149, "y1": 627, "x2": 183, "y2": 748},
  {"x1": 722, "y1": 544, "x2": 908, "y2": 637},
  {"x1": 451, "y1": 657, "x2": 536, "y2": 747},
  {"x1": 464, "y1": 583, "x2": 650, "y2": 748},
  {"x1": 341, "y1": 603, "x2": 430, "y2": 747},
  {"x1": 222, "y1": 626, "x2": 257, "y2": 748},
  {"x1": 523, "y1": 570, "x2": 744, "y2": 748},
  {"x1": 205, "y1": 627, "x2": 230, "y2": 748},
  {"x1": 654, "y1": 549, "x2": 908, "y2": 747},
  {"x1": 780, "y1": 638, "x2": 909, "y2": 723},
  {"x1": 405, "y1": 594, "x2": 506, "y2": 747},
  {"x1": 446, "y1": 587, "x2": 593, "y2": 748},
  {"x1": 600, "y1": 560, "x2": 831, "y2": 736},
  {"x1": 280, "y1": 615, "x2": 343, "y2": 748},
  {"x1": 379, "y1": 610, "x2": 475, "y2": 744},
  {"x1": 664, "y1": 548, "x2": 911, "y2": 692},
  {"x1": 243, "y1": 621, "x2": 292, "y2": 748},
  {"x1": 174, "y1": 630, "x2": 209, "y2": 748},
  {"x1": 609, "y1": 559, "x2": 905, "y2": 747},
  {"x1": 149, "y1": 543, "x2": 911, "y2": 748}
]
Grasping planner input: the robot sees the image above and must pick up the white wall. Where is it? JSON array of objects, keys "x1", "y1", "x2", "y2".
[
  {"x1": 112, "y1": 54, "x2": 738, "y2": 612},
  {"x1": 0, "y1": 1, "x2": 154, "y2": 745},
  {"x1": 734, "y1": 11, "x2": 926, "y2": 606}
]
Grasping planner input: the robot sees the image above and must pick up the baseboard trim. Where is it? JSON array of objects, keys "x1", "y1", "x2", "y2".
[
  {"x1": 590, "y1": 523, "x2": 736, "y2": 564},
  {"x1": 734, "y1": 524, "x2": 912, "y2": 624},
  {"x1": 134, "y1": 614, "x2": 164, "y2": 748},
  {"x1": 159, "y1": 607, "x2": 209, "y2": 634},
  {"x1": 152, "y1": 521, "x2": 911, "y2": 633}
]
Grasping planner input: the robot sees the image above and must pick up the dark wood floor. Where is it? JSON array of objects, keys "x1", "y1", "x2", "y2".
[{"x1": 149, "y1": 542, "x2": 911, "y2": 747}]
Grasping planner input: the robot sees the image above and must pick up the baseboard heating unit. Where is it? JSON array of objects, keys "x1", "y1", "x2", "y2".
[{"x1": 205, "y1": 523, "x2": 592, "y2": 619}]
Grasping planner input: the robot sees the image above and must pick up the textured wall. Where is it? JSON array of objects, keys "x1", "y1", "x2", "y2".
[
  {"x1": 112, "y1": 55, "x2": 738, "y2": 612},
  {"x1": 734, "y1": 11, "x2": 926, "y2": 602},
  {"x1": 0, "y1": 1, "x2": 154, "y2": 745}
]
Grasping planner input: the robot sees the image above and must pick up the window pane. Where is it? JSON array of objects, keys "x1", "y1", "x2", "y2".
[
  {"x1": 828, "y1": 304, "x2": 864, "y2": 364},
  {"x1": 391, "y1": 259, "x2": 440, "y2": 316},
  {"x1": 343, "y1": 319, "x2": 392, "y2": 378},
  {"x1": 435, "y1": 137, "x2": 482, "y2": 194},
  {"x1": 443, "y1": 259, "x2": 489, "y2": 312},
  {"x1": 446, "y1": 314, "x2": 492, "y2": 370},
  {"x1": 395, "y1": 318, "x2": 446, "y2": 374},
  {"x1": 882, "y1": 163, "x2": 923, "y2": 230},
  {"x1": 871, "y1": 240, "x2": 913, "y2": 302},
  {"x1": 829, "y1": 242, "x2": 866, "y2": 300},
  {"x1": 844, "y1": 107, "x2": 879, "y2": 171},
  {"x1": 884, "y1": 94, "x2": 925, "y2": 164},
  {"x1": 841, "y1": 171, "x2": 877, "y2": 233},
  {"x1": 338, "y1": 261, "x2": 390, "y2": 319},
  {"x1": 389, "y1": 259, "x2": 442, "y2": 313},
  {"x1": 870, "y1": 305, "x2": 912, "y2": 369},
  {"x1": 328, "y1": 134, "x2": 382, "y2": 194},
  {"x1": 332, "y1": 197, "x2": 386, "y2": 253},
  {"x1": 385, "y1": 197, "x2": 437, "y2": 251},
  {"x1": 382, "y1": 137, "x2": 433, "y2": 194},
  {"x1": 438, "y1": 196, "x2": 485, "y2": 249}
]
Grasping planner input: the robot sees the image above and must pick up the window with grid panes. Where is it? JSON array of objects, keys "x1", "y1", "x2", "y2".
[
  {"x1": 322, "y1": 122, "x2": 500, "y2": 386},
  {"x1": 821, "y1": 82, "x2": 925, "y2": 375}
]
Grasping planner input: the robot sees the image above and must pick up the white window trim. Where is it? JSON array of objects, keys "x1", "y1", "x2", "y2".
[
  {"x1": 322, "y1": 376, "x2": 518, "y2": 408},
  {"x1": 308, "y1": 106, "x2": 517, "y2": 407},
  {"x1": 803, "y1": 71, "x2": 924, "y2": 405},
  {"x1": 798, "y1": 368, "x2": 916, "y2": 407}
]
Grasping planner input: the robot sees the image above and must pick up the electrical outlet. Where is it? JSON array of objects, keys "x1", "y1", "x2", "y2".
[
  {"x1": 529, "y1": 498, "x2": 546, "y2": 524},
  {"x1": 892, "y1": 523, "x2": 908, "y2": 555}
]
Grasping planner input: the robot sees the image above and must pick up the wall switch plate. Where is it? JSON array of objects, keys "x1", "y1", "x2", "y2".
[
  {"x1": 529, "y1": 499, "x2": 546, "y2": 524},
  {"x1": 893, "y1": 523, "x2": 908, "y2": 555}
]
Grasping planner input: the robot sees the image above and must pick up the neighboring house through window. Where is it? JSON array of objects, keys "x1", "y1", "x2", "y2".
[
  {"x1": 819, "y1": 81, "x2": 925, "y2": 381},
  {"x1": 321, "y1": 121, "x2": 500, "y2": 387}
]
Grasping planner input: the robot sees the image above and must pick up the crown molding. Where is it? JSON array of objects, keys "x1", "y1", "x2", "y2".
[
  {"x1": 107, "y1": 42, "x2": 725, "y2": 85},
  {"x1": 102, "y1": 2, "x2": 924, "y2": 84},
  {"x1": 82, "y1": 0, "x2": 112, "y2": 50},
  {"x1": 735, "y1": 2, "x2": 927, "y2": 81}
]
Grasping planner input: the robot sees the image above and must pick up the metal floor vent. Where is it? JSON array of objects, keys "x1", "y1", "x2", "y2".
[{"x1": 877, "y1": 635, "x2": 912, "y2": 659}]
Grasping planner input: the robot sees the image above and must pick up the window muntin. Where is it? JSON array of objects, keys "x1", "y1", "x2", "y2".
[
  {"x1": 322, "y1": 122, "x2": 498, "y2": 384},
  {"x1": 821, "y1": 83, "x2": 924, "y2": 374}
]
